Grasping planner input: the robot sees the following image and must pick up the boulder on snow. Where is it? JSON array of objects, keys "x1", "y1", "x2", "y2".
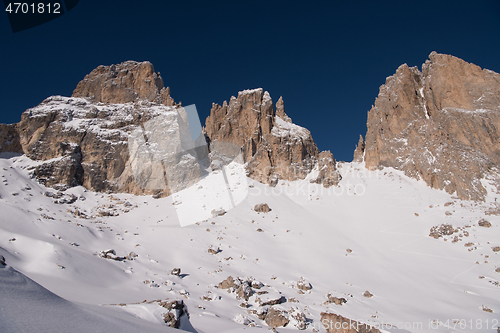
[
  {"x1": 235, "y1": 283, "x2": 253, "y2": 301},
  {"x1": 326, "y1": 293, "x2": 347, "y2": 305},
  {"x1": 296, "y1": 278, "x2": 312, "y2": 291},
  {"x1": 208, "y1": 247, "x2": 222, "y2": 255},
  {"x1": 254, "y1": 203, "x2": 271, "y2": 213},
  {"x1": 171, "y1": 268, "x2": 181, "y2": 276},
  {"x1": 98, "y1": 249, "x2": 125, "y2": 261},
  {"x1": 0, "y1": 255, "x2": 5, "y2": 266},
  {"x1": 160, "y1": 299, "x2": 188, "y2": 328},
  {"x1": 478, "y1": 219, "x2": 492, "y2": 228},
  {"x1": 211, "y1": 208, "x2": 226, "y2": 217},
  {"x1": 289, "y1": 307, "x2": 307, "y2": 330},
  {"x1": 218, "y1": 276, "x2": 240, "y2": 289},
  {"x1": 264, "y1": 306, "x2": 289, "y2": 328}
]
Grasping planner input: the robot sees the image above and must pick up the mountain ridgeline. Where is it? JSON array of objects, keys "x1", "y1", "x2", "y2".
[{"x1": 1, "y1": 52, "x2": 499, "y2": 201}]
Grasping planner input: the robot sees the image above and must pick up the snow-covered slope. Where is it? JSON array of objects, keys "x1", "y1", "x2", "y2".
[
  {"x1": 1, "y1": 153, "x2": 499, "y2": 332},
  {"x1": 0, "y1": 264, "x2": 186, "y2": 333}
]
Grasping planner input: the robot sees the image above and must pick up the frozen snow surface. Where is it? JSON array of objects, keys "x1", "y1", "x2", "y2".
[{"x1": 1, "y1": 153, "x2": 499, "y2": 332}]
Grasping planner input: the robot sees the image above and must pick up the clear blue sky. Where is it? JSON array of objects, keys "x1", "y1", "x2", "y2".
[{"x1": 1, "y1": 1, "x2": 499, "y2": 161}]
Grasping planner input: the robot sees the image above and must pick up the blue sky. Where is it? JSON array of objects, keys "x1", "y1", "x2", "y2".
[{"x1": 1, "y1": 0, "x2": 499, "y2": 161}]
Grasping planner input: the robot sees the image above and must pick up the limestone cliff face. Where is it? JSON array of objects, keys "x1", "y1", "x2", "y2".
[
  {"x1": 360, "y1": 52, "x2": 500, "y2": 201},
  {"x1": 16, "y1": 96, "x2": 176, "y2": 195},
  {"x1": 205, "y1": 88, "x2": 341, "y2": 187}
]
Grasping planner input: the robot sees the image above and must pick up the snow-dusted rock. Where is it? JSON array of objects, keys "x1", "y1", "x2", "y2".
[{"x1": 362, "y1": 52, "x2": 500, "y2": 201}]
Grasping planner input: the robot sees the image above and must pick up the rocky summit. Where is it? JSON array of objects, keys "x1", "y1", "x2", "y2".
[
  {"x1": 0, "y1": 61, "x2": 341, "y2": 194},
  {"x1": 1, "y1": 54, "x2": 499, "y2": 200},
  {"x1": 0, "y1": 61, "x2": 180, "y2": 196},
  {"x1": 205, "y1": 88, "x2": 341, "y2": 187},
  {"x1": 72, "y1": 60, "x2": 175, "y2": 106},
  {"x1": 357, "y1": 52, "x2": 500, "y2": 201}
]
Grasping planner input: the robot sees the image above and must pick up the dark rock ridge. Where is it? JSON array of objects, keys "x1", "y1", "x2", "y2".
[
  {"x1": 205, "y1": 88, "x2": 341, "y2": 187},
  {"x1": 357, "y1": 52, "x2": 500, "y2": 201},
  {"x1": 0, "y1": 61, "x2": 340, "y2": 194}
]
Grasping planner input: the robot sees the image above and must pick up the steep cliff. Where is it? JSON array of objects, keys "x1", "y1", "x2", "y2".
[
  {"x1": 359, "y1": 52, "x2": 500, "y2": 201},
  {"x1": 205, "y1": 88, "x2": 341, "y2": 187}
]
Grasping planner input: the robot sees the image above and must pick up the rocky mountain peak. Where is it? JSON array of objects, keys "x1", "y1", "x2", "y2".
[
  {"x1": 205, "y1": 88, "x2": 340, "y2": 187},
  {"x1": 275, "y1": 96, "x2": 292, "y2": 123},
  {"x1": 72, "y1": 60, "x2": 175, "y2": 106},
  {"x1": 361, "y1": 52, "x2": 500, "y2": 201},
  {"x1": 0, "y1": 63, "x2": 341, "y2": 196}
]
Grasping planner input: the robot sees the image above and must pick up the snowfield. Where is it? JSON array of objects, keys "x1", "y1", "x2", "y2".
[{"x1": 0, "y1": 152, "x2": 499, "y2": 332}]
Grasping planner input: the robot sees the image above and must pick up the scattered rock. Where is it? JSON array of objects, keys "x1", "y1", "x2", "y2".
[
  {"x1": 321, "y1": 312, "x2": 381, "y2": 333},
  {"x1": 211, "y1": 208, "x2": 226, "y2": 217},
  {"x1": 250, "y1": 306, "x2": 269, "y2": 320},
  {"x1": 236, "y1": 283, "x2": 253, "y2": 301},
  {"x1": 219, "y1": 276, "x2": 239, "y2": 289},
  {"x1": 256, "y1": 228, "x2": 264, "y2": 232},
  {"x1": 289, "y1": 307, "x2": 307, "y2": 330},
  {"x1": 478, "y1": 219, "x2": 492, "y2": 228},
  {"x1": 44, "y1": 191, "x2": 77, "y2": 204},
  {"x1": 482, "y1": 305, "x2": 493, "y2": 313},
  {"x1": 346, "y1": 248, "x2": 353, "y2": 254},
  {"x1": 265, "y1": 307, "x2": 289, "y2": 328},
  {"x1": 256, "y1": 293, "x2": 285, "y2": 306},
  {"x1": 127, "y1": 252, "x2": 138, "y2": 260},
  {"x1": 363, "y1": 290, "x2": 374, "y2": 298},
  {"x1": 492, "y1": 246, "x2": 500, "y2": 252},
  {"x1": 233, "y1": 313, "x2": 254, "y2": 326},
  {"x1": 208, "y1": 247, "x2": 222, "y2": 255},
  {"x1": 98, "y1": 249, "x2": 125, "y2": 261},
  {"x1": 429, "y1": 224, "x2": 457, "y2": 239},
  {"x1": 495, "y1": 268, "x2": 500, "y2": 273},
  {"x1": 254, "y1": 203, "x2": 271, "y2": 213},
  {"x1": 201, "y1": 294, "x2": 219, "y2": 301},
  {"x1": 326, "y1": 294, "x2": 347, "y2": 305},
  {"x1": 296, "y1": 278, "x2": 312, "y2": 291},
  {"x1": 160, "y1": 300, "x2": 188, "y2": 328},
  {"x1": 251, "y1": 280, "x2": 264, "y2": 289}
]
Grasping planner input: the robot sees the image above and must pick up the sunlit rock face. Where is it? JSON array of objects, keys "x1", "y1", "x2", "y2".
[
  {"x1": 205, "y1": 88, "x2": 340, "y2": 187},
  {"x1": 359, "y1": 52, "x2": 500, "y2": 201}
]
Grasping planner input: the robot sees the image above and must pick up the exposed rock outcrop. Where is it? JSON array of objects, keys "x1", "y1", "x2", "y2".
[
  {"x1": 352, "y1": 135, "x2": 365, "y2": 163},
  {"x1": 254, "y1": 203, "x2": 271, "y2": 213},
  {"x1": 264, "y1": 307, "x2": 289, "y2": 328},
  {"x1": 362, "y1": 52, "x2": 500, "y2": 201},
  {"x1": 72, "y1": 61, "x2": 175, "y2": 106},
  {"x1": 0, "y1": 124, "x2": 22, "y2": 154},
  {"x1": 15, "y1": 96, "x2": 177, "y2": 195},
  {"x1": 205, "y1": 88, "x2": 341, "y2": 187},
  {"x1": 2, "y1": 62, "x2": 340, "y2": 194}
]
